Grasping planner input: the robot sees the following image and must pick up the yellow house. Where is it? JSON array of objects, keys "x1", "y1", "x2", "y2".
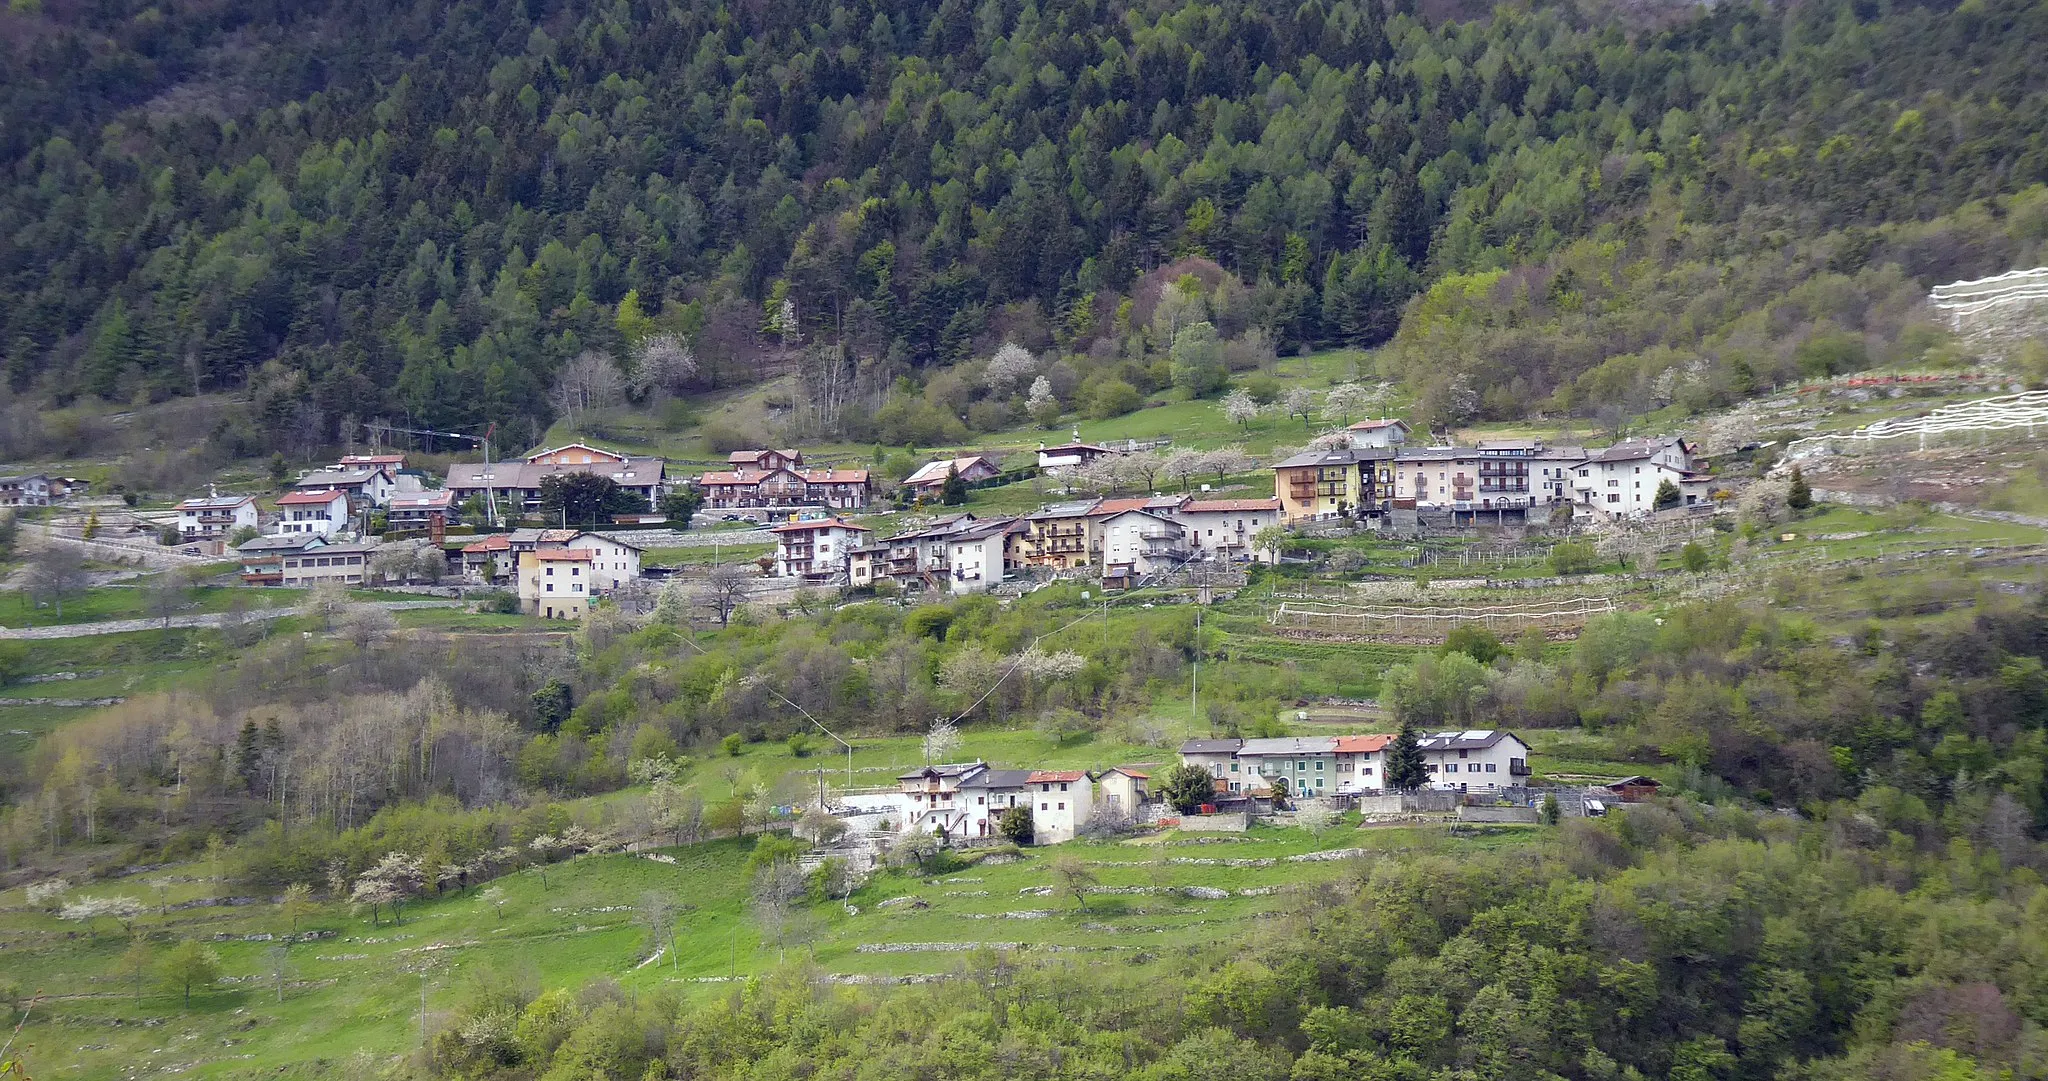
[
  {"x1": 1272, "y1": 448, "x2": 1393, "y2": 522},
  {"x1": 518, "y1": 548, "x2": 593, "y2": 620}
]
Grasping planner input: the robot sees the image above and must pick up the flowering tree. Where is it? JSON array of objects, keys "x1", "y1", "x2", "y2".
[
  {"x1": 1222, "y1": 388, "x2": 1261, "y2": 431},
  {"x1": 985, "y1": 341, "x2": 1038, "y2": 395}
]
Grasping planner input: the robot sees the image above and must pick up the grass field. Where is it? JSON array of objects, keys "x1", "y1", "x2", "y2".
[{"x1": 0, "y1": 819, "x2": 1543, "y2": 1079}]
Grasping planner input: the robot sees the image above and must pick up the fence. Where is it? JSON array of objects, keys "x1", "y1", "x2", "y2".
[
  {"x1": 1268, "y1": 596, "x2": 1617, "y2": 638},
  {"x1": 1786, "y1": 389, "x2": 2048, "y2": 457}
]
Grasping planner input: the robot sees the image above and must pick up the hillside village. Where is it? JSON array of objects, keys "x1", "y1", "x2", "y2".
[{"x1": 5, "y1": 399, "x2": 1740, "y2": 622}]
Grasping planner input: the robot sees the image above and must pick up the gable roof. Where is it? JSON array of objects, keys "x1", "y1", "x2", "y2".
[
  {"x1": 1040, "y1": 442, "x2": 1108, "y2": 455},
  {"x1": 1346, "y1": 418, "x2": 1410, "y2": 432},
  {"x1": 946, "y1": 517, "x2": 1017, "y2": 542},
  {"x1": 462, "y1": 535, "x2": 513, "y2": 553},
  {"x1": 1027, "y1": 770, "x2": 1088, "y2": 783},
  {"x1": 276, "y1": 489, "x2": 348, "y2": 506},
  {"x1": 769, "y1": 517, "x2": 869, "y2": 534},
  {"x1": 1237, "y1": 736, "x2": 1338, "y2": 756},
  {"x1": 526, "y1": 443, "x2": 630, "y2": 463},
  {"x1": 904, "y1": 455, "x2": 999, "y2": 486},
  {"x1": 1183, "y1": 498, "x2": 1281, "y2": 513},
  {"x1": 295, "y1": 469, "x2": 381, "y2": 488},
  {"x1": 728, "y1": 449, "x2": 802, "y2": 464},
  {"x1": 1104, "y1": 766, "x2": 1150, "y2": 780},
  {"x1": 237, "y1": 533, "x2": 324, "y2": 554},
  {"x1": 535, "y1": 549, "x2": 593, "y2": 561},
  {"x1": 1418, "y1": 729, "x2": 1525, "y2": 751},
  {"x1": 1333, "y1": 734, "x2": 1394, "y2": 754},
  {"x1": 1090, "y1": 497, "x2": 1159, "y2": 516},
  {"x1": 388, "y1": 490, "x2": 454, "y2": 509},
  {"x1": 177, "y1": 495, "x2": 255, "y2": 511},
  {"x1": 896, "y1": 762, "x2": 987, "y2": 781},
  {"x1": 1029, "y1": 500, "x2": 1101, "y2": 521},
  {"x1": 1179, "y1": 738, "x2": 1244, "y2": 755},
  {"x1": 959, "y1": 768, "x2": 1036, "y2": 789}
]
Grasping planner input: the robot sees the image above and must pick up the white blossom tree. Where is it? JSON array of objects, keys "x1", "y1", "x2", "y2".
[
  {"x1": 1200, "y1": 445, "x2": 1260, "y2": 483},
  {"x1": 1281, "y1": 387, "x2": 1320, "y2": 428},
  {"x1": 985, "y1": 341, "x2": 1038, "y2": 396},
  {"x1": 1322, "y1": 382, "x2": 1373, "y2": 424},
  {"x1": 922, "y1": 716, "x2": 962, "y2": 765},
  {"x1": 1222, "y1": 388, "x2": 1261, "y2": 431},
  {"x1": 1027, "y1": 376, "x2": 1061, "y2": 427},
  {"x1": 631, "y1": 333, "x2": 699, "y2": 402},
  {"x1": 58, "y1": 895, "x2": 146, "y2": 938},
  {"x1": 1162, "y1": 448, "x2": 1205, "y2": 492}
]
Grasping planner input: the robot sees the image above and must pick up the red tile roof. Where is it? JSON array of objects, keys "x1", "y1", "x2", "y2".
[
  {"x1": 1106, "y1": 767, "x2": 1150, "y2": 779},
  {"x1": 1183, "y1": 498, "x2": 1281, "y2": 513},
  {"x1": 1333, "y1": 734, "x2": 1394, "y2": 754},
  {"x1": 461, "y1": 535, "x2": 512, "y2": 553},
  {"x1": 535, "y1": 549, "x2": 593, "y2": 561},
  {"x1": 275, "y1": 489, "x2": 346, "y2": 506},
  {"x1": 1027, "y1": 770, "x2": 1087, "y2": 783}
]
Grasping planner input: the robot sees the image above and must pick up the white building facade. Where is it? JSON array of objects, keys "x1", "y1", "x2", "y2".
[
  {"x1": 770, "y1": 519, "x2": 870, "y2": 580},
  {"x1": 1418, "y1": 730, "x2": 1532, "y2": 792},
  {"x1": 1027, "y1": 770, "x2": 1093, "y2": 844},
  {"x1": 272, "y1": 490, "x2": 351, "y2": 536}
]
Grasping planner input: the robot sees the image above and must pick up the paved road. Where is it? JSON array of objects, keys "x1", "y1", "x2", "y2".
[{"x1": 0, "y1": 601, "x2": 457, "y2": 640}]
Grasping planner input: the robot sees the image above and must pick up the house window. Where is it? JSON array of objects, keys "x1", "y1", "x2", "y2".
[
  {"x1": 1040, "y1": 803, "x2": 1048, "y2": 811},
  {"x1": 1485, "y1": 763, "x2": 1497, "y2": 773},
  {"x1": 1060, "y1": 783, "x2": 1069, "y2": 792},
  {"x1": 1607, "y1": 494, "x2": 1620, "y2": 503},
  {"x1": 1057, "y1": 802, "x2": 1065, "y2": 810},
  {"x1": 1229, "y1": 763, "x2": 1239, "y2": 773},
  {"x1": 1362, "y1": 767, "x2": 1373, "y2": 776},
  {"x1": 1458, "y1": 749, "x2": 1468, "y2": 759},
  {"x1": 1445, "y1": 763, "x2": 1457, "y2": 773},
  {"x1": 1315, "y1": 761, "x2": 1323, "y2": 771}
]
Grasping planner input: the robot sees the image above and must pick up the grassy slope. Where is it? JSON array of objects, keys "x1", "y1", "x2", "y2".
[{"x1": 0, "y1": 824, "x2": 1540, "y2": 1079}]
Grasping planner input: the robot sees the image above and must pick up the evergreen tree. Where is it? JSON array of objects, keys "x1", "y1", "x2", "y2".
[
  {"x1": 1653, "y1": 478, "x2": 1682, "y2": 510},
  {"x1": 1385, "y1": 723, "x2": 1429, "y2": 791},
  {"x1": 939, "y1": 464, "x2": 969, "y2": 506},
  {"x1": 233, "y1": 721, "x2": 263, "y2": 794},
  {"x1": 1787, "y1": 466, "x2": 1813, "y2": 510}
]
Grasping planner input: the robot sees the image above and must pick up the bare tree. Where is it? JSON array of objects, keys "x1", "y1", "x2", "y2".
[
  {"x1": 635, "y1": 890, "x2": 684, "y2": 972},
  {"x1": 24, "y1": 545, "x2": 87, "y2": 620},
  {"x1": 749, "y1": 858, "x2": 808, "y2": 962},
  {"x1": 338, "y1": 605, "x2": 397, "y2": 656},
  {"x1": 147, "y1": 569, "x2": 194, "y2": 629},
  {"x1": 1125, "y1": 450, "x2": 1166, "y2": 491},
  {"x1": 631, "y1": 334, "x2": 699, "y2": 403},
  {"x1": 1050, "y1": 855, "x2": 1098, "y2": 911},
  {"x1": 699, "y1": 563, "x2": 751, "y2": 627},
  {"x1": 302, "y1": 580, "x2": 349, "y2": 632},
  {"x1": 552, "y1": 351, "x2": 628, "y2": 431}
]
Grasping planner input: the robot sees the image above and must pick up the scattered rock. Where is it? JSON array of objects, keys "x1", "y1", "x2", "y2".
[{"x1": 1181, "y1": 886, "x2": 1228, "y2": 900}]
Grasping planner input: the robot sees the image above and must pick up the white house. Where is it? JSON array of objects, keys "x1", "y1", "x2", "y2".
[
  {"x1": 1235, "y1": 736, "x2": 1339, "y2": 796},
  {"x1": 295, "y1": 467, "x2": 396, "y2": 508},
  {"x1": 943, "y1": 517, "x2": 1016, "y2": 594},
  {"x1": 0, "y1": 474, "x2": 51, "y2": 507},
  {"x1": 273, "y1": 489, "x2": 351, "y2": 536},
  {"x1": 1027, "y1": 770, "x2": 1093, "y2": 844},
  {"x1": 1097, "y1": 767, "x2": 1150, "y2": 818},
  {"x1": 1176, "y1": 498, "x2": 1282, "y2": 562},
  {"x1": 956, "y1": 768, "x2": 1036, "y2": 838},
  {"x1": 896, "y1": 763, "x2": 990, "y2": 837},
  {"x1": 1179, "y1": 738, "x2": 1245, "y2": 787},
  {"x1": 1096, "y1": 509, "x2": 1186, "y2": 585},
  {"x1": 1568, "y1": 438, "x2": 1711, "y2": 517},
  {"x1": 175, "y1": 494, "x2": 258, "y2": 541},
  {"x1": 564, "y1": 532, "x2": 644, "y2": 593},
  {"x1": 1332, "y1": 734, "x2": 1393, "y2": 793},
  {"x1": 769, "y1": 518, "x2": 870, "y2": 580},
  {"x1": 1417, "y1": 730, "x2": 1531, "y2": 792},
  {"x1": 1345, "y1": 418, "x2": 1412, "y2": 450},
  {"x1": 1037, "y1": 441, "x2": 1110, "y2": 475}
]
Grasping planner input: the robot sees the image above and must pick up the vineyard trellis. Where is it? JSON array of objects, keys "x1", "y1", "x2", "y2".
[
  {"x1": 1787, "y1": 389, "x2": 2048, "y2": 456},
  {"x1": 1268, "y1": 596, "x2": 1619, "y2": 638}
]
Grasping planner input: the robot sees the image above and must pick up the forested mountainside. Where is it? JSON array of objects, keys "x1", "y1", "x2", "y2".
[{"x1": 4, "y1": 0, "x2": 2048, "y2": 443}]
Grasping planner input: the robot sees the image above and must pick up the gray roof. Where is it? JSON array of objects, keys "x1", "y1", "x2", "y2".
[
  {"x1": 447, "y1": 457, "x2": 667, "y2": 490},
  {"x1": 959, "y1": 768, "x2": 1035, "y2": 789},
  {"x1": 1236, "y1": 737, "x2": 1338, "y2": 756},
  {"x1": 1029, "y1": 500, "x2": 1102, "y2": 520},
  {"x1": 1275, "y1": 448, "x2": 1365, "y2": 469},
  {"x1": 309, "y1": 541, "x2": 381, "y2": 556},
  {"x1": 896, "y1": 761, "x2": 987, "y2": 781},
  {"x1": 947, "y1": 517, "x2": 1017, "y2": 542},
  {"x1": 1179, "y1": 738, "x2": 1244, "y2": 755},
  {"x1": 1577, "y1": 438, "x2": 1687, "y2": 465},
  {"x1": 177, "y1": 495, "x2": 254, "y2": 510},
  {"x1": 1394, "y1": 446, "x2": 1469, "y2": 462},
  {"x1": 1418, "y1": 729, "x2": 1525, "y2": 751},
  {"x1": 238, "y1": 534, "x2": 324, "y2": 554},
  {"x1": 296, "y1": 469, "x2": 381, "y2": 488}
]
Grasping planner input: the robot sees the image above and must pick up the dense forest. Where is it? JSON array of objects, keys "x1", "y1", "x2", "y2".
[{"x1": 6, "y1": 0, "x2": 2048, "y2": 448}]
